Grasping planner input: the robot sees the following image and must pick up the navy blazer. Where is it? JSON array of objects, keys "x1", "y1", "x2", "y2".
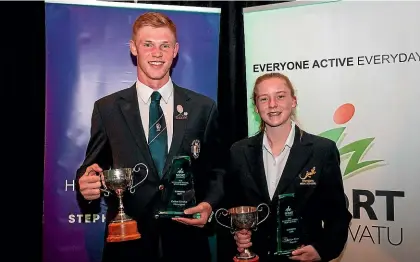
[
  {"x1": 219, "y1": 125, "x2": 352, "y2": 262},
  {"x1": 75, "y1": 83, "x2": 226, "y2": 262}
]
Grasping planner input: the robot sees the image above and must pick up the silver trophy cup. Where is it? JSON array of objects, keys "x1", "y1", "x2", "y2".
[
  {"x1": 101, "y1": 163, "x2": 148, "y2": 222},
  {"x1": 89, "y1": 163, "x2": 148, "y2": 242},
  {"x1": 215, "y1": 204, "x2": 270, "y2": 261}
]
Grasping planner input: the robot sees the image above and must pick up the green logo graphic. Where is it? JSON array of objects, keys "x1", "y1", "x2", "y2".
[{"x1": 318, "y1": 103, "x2": 384, "y2": 179}]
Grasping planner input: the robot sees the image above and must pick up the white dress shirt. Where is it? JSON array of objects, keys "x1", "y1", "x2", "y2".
[
  {"x1": 262, "y1": 121, "x2": 296, "y2": 199},
  {"x1": 136, "y1": 78, "x2": 174, "y2": 151}
]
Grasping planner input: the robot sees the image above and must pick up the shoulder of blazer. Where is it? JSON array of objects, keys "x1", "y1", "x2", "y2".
[
  {"x1": 95, "y1": 83, "x2": 136, "y2": 106},
  {"x1": 300, "y1": 129, "x2": 338, "y2": 154},
  {"x1": 230, "y1": 132, "x2": 264, "y2": 152},
  {"x1": 231, "y1": 126, "x2": 336, "y2": 151},
  {"x1": 174, "y1": 83, "x2": 216, "y2": 108},
  {"x1": 86, "y1": 84, "x2": 137, "y2": 119}
]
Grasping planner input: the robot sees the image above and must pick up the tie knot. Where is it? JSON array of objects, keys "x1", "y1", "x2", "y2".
[{"x1": 151, "y1": 91, "x2": 162, "y2": 102}]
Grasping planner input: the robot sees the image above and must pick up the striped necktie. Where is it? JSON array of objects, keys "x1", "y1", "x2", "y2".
[{"x1": 148, "y1": 91, "x2": 168, "y2": 178}]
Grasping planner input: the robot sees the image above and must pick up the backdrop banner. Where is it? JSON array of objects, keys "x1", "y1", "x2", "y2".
[
  {"x1": 243, "y1": 1, "x2": 419, "y2": 261},
  {"x1": 44, "y1": 1, "x2": 220, "y2": 262}
]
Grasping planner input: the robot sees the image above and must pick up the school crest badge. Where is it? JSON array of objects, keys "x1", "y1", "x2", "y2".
[{"x1": 191, "y1": 139, "x2": 201, "y2": 159}]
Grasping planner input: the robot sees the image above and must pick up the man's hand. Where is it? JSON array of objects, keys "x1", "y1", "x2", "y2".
[
  {"x1": 173, "y1": 202, "x2": 212, "y2": 228},
  {"x1": 289, "y1": 245, "x2": 321, "y2": 262},
  {"x1": 79, "y1": 164, "x2": 103, "y2": 201},
  {"x1": 234, "y1": 229, "x2": 252, "y2": 253}
]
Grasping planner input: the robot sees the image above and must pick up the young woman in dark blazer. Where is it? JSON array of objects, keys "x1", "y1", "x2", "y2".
[{"x1": 221, "y1": 73, "x2": 352, "y2": 262}]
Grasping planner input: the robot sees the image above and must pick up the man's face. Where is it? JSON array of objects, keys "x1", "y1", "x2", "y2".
[{"x1": 130, "y1": 26, "x2": 179, "y2": 82}]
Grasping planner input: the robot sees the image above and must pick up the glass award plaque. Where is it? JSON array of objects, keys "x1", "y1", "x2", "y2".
[
  {"x1": 274, "y1": 193, "x2": 301, "y2": 256},
  {"x1": 155, "y1": 156, "x2": 200, "y2": 219}
]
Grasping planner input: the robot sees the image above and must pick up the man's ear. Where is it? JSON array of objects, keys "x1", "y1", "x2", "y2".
[
  {"x1": 173, "y1": 42, "x2": 179, "y2": 59},
  {"x1": 129, "y1": 40, "x2": 137, "y2": 56}
]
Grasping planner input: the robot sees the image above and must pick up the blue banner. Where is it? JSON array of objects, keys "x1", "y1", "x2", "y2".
[{"x1": 44, "y1": 1, "x2": 220, "y2": 262}]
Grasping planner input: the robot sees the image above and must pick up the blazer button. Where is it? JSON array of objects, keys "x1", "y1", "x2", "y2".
[{"x1": 158, "y1": 185, "x2": 164, "y2": 191}]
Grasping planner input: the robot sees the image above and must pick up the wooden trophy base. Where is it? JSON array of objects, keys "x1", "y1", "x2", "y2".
[
  {"x1": 233, "y1": 255, "x2": 259, "y2": 262},
  {"x1": 107, "y1": 220, "x2": 141, "y2": 242}
]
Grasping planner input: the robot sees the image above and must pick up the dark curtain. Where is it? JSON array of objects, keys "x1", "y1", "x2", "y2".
[
  {"x1": 1, "y1": 3, "x2": 47, "y2": 262},
  {"x1": 0, "y1": 1, "x2": 284, "y2": 261}
]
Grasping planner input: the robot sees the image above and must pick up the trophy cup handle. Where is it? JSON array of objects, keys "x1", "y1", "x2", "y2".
[
  {"x1": 215, "y1": 208, "x2": 234, "y2": 233},
  {"x1": 256, "y1": 203, "x2": 270, "y2": 227},
  {"x1": 88, "y1": 169, "x2": 111, "y2": 197},
  {"x1": 129, "y1": 163, "x2": 149, "y2": 194}
]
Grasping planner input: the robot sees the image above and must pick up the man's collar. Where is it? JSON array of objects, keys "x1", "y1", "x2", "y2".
[{"x1": 136, "y1": 77, "x2": 173, "y2": 104}]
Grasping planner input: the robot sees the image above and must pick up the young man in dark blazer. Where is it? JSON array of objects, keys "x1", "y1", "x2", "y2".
[
  {"x1": 75, "y1": 12, "x2": 225, "y2": 262},
  {"x1": 220, "y1": 73, "x2": 352, "y2": 262}
]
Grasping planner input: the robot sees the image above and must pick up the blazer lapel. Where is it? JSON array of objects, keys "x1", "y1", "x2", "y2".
[
  {"x1": 274, "y1": 126, "x2": 314, "y2": 197},
  {"x1": 118, "y1": 84, "x2": 160, "y2": 182},
  {"x1": 162, "y1": 85, "x2": 190, "y2": 177},
  {"x1": 244, "y1": 133, "x2": 271, "y2": 204}
]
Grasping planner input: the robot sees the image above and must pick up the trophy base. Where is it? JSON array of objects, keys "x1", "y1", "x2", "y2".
[
  {"x1": 107, "y1": 220, "x2": 141, "y2": 242},
  {"x1": 274, "y1": 250, "x2": 294, "y2": 256},
  {"x1": 155, "y1": 211, "x2": 201, "y2": 219},
  {"x1": 233, "y1": 255, "x2": 259, "y2": 262}
]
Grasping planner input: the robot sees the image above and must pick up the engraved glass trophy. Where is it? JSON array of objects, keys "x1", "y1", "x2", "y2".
[
  {"x1": 155, "y1": 156, "x2": 200, "y2": 219},
  {"x1": 274, "y1": 193, "x2": 301, "y2": 256}
]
